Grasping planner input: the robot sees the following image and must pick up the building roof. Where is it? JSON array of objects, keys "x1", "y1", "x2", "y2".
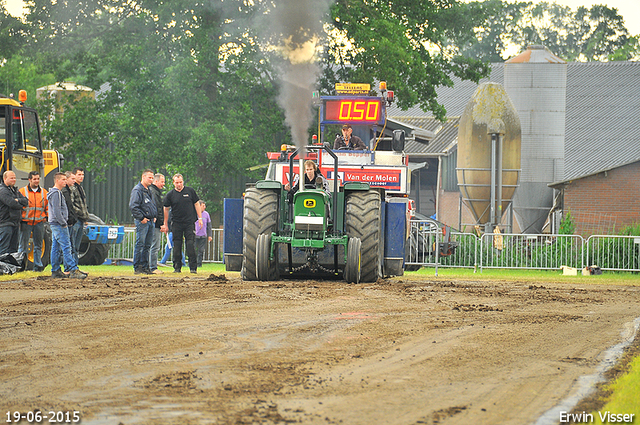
[
  {"x1": 388, "y1": 64, "x2": 504, "y2": 120},
  {"x1": 385, "y1": 117, "x2": 435, "y2": 143},
  {"x1": 505, "y1": 45, "x2": 565, "y2": 64},
  {"x1": 393, "y1": 116, "x2": 460, "y2": 157},
  {"x1": 388, "y1": 60, "x2": 640, "y2": 181},
  {"x1": 564, "y1": 61, "x2": 640, "y2": 181}
]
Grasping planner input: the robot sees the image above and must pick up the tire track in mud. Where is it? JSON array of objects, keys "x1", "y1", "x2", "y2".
[{"x1": 0, "y1": 274, "x2": 639, "y2": 424}]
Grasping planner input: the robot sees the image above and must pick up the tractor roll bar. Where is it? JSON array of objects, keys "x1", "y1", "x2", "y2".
[{"x1": 288, "y1": 145, "x2": 339, "y2": 233}]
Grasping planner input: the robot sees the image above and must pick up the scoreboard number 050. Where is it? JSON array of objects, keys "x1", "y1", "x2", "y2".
[{"x1": 324, "y1": 99, "x2": 382, "y2": 124}]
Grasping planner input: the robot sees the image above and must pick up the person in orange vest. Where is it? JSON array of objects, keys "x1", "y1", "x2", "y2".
[{"x1": 19, "y1": 171, "x2": 48, "y2": 271}]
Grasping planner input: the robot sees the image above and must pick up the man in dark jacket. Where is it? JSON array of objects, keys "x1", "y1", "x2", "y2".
[
  {"x1": 61, "y1": 172, "x2": 78, "y2": 229},
  {"x1": 0, "y1": 171, "x2": 29, "y2": 255},
  {"x1": 333, "y1": 124, "x2": 367, "y2": 150},
  {"x1": 56, "y1": 172, "x2": 80, "y2": 271},
  {"x1": 129, "y1": 169, "x2": 157, "y2": 274},
  {"x1": 148, "y1": 173, "x2": 165, "y2": 274},
  {"x1": 69, "y1": 167, "x2": 90, "y2": 264}
]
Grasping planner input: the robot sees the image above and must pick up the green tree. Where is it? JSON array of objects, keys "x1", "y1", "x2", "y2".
[
  {"x1": 14, "y1": 0, "x2": 287, "y2": 211},
  {"x1": 459, "y1": 0, "x2": 528, "y2": 62},
  {"x1": 0, "y1": 4, "x2": 27, "y2": 63},
  {"x1": 462, "y1": 1, "x2": 633, "y2": 62},
  {"x1": 575, "y1": 4, "x2": 630, "y2": 61},
  {"x1": 3, "y1": 0, "x2": 494, "y2": 212},
  {"x1": 0, "y1": 55, "x2": 54, "y2": 99},
  {"x1": 324, "y1": 0, "x2": 491, "y2": 121},
  {"x1": 608, "y1": 36, "x2": 640, "y2": 61},
  {"x1": 559, "y1": 210, "x2": 575, "y2": 235}
]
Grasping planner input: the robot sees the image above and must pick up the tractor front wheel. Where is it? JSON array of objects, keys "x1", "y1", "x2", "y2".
[
  {"x1": 343, "y1": 237, "x2": 361, "y2": 284},
  {"x1": 256, "y1": 233, "x2": 279, "y2": 281}
]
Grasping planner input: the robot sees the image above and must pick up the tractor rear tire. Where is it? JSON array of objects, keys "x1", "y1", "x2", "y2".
[
  {"x1": 345, "y1": 190, "x2": 381, "y2": 283},
  {"x1": 242, "y1": 188, "x2": 279, "y2": 281},
  {"x1": 343, "y1": 237, "x2": 361, "y2": 284},
  {"x1": 256, "y1": 233, "x2": 279, "y2": 281}
]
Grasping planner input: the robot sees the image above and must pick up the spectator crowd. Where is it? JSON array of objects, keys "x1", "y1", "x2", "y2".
[{"x1": 0, "y1": 167, "x2": 210, "y2": 278}]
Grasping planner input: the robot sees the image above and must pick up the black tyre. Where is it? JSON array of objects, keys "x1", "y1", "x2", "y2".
[
  {"x1": 78, "y1": 213, "x2": 109, "y2": 266},
  {"x1": 26, "y1": 222, "x2": 52, "y2": 270},
  {"x1": 241, "y1": 188, "x2": 279, "y2": 281},
  {"x1": 345, "y1": 190, "x2": 381, "y2": 283},
  {"x1": 78, "y1": 240, "x2": 109, "y2": 266},
  {"x1": 256, "y1": 233, "x2": 279, "y2": 281},
  {"x1": 343, "y1": 237, "x2": 361, "y2": 284}
]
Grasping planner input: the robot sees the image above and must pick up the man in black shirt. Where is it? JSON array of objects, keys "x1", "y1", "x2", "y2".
[{"x1": 161, "y1": 173, "x2": 202, "y2": 274}]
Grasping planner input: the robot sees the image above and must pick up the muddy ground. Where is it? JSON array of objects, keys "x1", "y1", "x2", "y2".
[{"x1": 1, "y1": 273, "x2": 639, "y2": 425}]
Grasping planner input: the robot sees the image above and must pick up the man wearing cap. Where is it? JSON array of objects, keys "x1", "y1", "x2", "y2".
[{"x1": 333, "y1": 124, "x2": 367, "y2": 150}]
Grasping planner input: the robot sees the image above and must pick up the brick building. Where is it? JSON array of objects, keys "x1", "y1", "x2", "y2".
[{"x1": 550, "y1": 161, "x2": 640, "y2": 237}]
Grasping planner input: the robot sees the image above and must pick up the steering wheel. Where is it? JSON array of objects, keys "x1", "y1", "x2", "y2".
[{"x1": 304, "y1": 184, "x2": 315, "y2": 189}]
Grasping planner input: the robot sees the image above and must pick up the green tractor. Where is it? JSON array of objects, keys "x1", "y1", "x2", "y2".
[{"x1": 241, "y1": 145, "x2": 383, "y2": 283}]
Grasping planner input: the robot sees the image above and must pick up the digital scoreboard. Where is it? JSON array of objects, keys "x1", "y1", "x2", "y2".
[{"x1": 322, "y1": 97, "x2": 385, "y2": 125}]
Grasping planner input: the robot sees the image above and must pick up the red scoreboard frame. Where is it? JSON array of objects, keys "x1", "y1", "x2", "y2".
[{"x1": 322, "y1": 97, "x2": 385, "y2": 125}]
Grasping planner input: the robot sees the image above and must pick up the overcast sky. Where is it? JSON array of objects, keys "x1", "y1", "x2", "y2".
[
  {"x1": 3, "y1": 0, "x2": 638, "y2": 40},
  {"x1": 552, "y1": 0, "x2": 638, "y2": 35}
]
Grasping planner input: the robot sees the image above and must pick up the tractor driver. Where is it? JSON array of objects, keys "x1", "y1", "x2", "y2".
[
  {"x1": 333, "y1": 124, "x2": 367, "y2": 150},
  {"x1": 284, "y1": 160, "x2": 330, "y2": 199}
]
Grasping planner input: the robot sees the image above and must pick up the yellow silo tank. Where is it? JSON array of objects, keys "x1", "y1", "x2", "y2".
[{"x1": 457, "y1": 82, "x2": 521, "y2": 225}]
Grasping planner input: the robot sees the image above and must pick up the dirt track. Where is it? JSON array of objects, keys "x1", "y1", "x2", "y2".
[{"x1": 1, "y1": 273, "x2": 639, "y2": 425}]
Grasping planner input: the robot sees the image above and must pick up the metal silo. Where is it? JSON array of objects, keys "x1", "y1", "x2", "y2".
[
  {"x1": 504, "y1": 45, "x2": 566, "y2": 233},
  {"x1": 457, "y1": 83, "x2": 521, "y2": 230}
]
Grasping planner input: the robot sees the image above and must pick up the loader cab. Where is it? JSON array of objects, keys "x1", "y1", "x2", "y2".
[{"x1": 0, "y1": 92, "x2": 45, "y2": 186}]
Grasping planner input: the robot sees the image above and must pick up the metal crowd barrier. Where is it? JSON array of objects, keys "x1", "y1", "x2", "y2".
[
  {"x1": 585, "y1": 235, "x2": 640, "y2": 272},
  {"x1": 479, "y1": 233, "x2": 584, "y2": 271},
  {"x1": 406, "y1": 220, "x2": 478, "y2": 270},
  {"x1": 110, "y1": 223, "x2": 640, "y2": 272},
  {"x1": 406, "y1": 220, "x2": 640, "y2": 273},
  {"x1": 107, "y1": 227, "x2": 224, "y2": 263},
  {"x1": 405, "y1": 220, "x2": 439, "y2": 268}
]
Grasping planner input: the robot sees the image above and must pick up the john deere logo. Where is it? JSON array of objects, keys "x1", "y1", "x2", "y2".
[{"x1": 304, "y1": 199, "x2": 316, "y2": 208}]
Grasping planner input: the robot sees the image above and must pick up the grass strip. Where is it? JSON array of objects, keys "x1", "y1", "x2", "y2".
[{"x1": 591, "y1": 353, "x2": 640, "y2": 424}]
